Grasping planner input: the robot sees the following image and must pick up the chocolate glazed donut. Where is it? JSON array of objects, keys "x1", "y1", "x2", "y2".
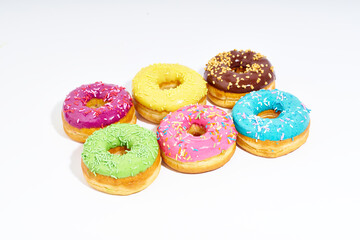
[{"x1": 204, "y1": 49, "x2": 276, "y2": 108}]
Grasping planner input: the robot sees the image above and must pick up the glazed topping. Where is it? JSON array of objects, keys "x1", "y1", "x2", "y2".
[
  {"x1": 132, "y1": 63, "x2": 207, "y2": 112},
  {"x1": 63, "y1": 82, "x2": 133, "y2": 128},
  {"x1": 205, "y1": 49, "x2": 275, "y2": 93},
  {"x1": 157, "y1": 104, "x2": 237, "y2": 162},
  {"x1": 82, "y1": 123, "x2": 159, "y2": 179},
  {"x1": 232, "y1": 89, "x2": 310, "y2": 141}
]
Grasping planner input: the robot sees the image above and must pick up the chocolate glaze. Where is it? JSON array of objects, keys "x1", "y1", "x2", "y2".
[{"x1": 204, "y1": 50, "x2": 275, "y2": 93}]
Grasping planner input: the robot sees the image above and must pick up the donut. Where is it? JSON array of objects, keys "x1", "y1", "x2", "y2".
[
  {"x1": 62, "y1": 82, "x2": 136, "y2": 143},
  {"x1": 157, "y1": 104, "x2": 237, "y2": 173},
  {"x1": 81, "y1": 123, "x2": 161, "y2": 195},
  {"x1": 132, "y1": 63, "x2": 207, "y2": 124},
  {"x1": 232, "y1": 89, "x2": 310, "y2": 158},
  {"x1": 204, "y1": 49, "x2": 276, "y2": 108}
]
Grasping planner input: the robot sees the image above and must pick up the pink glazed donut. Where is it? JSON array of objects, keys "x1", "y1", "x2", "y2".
[
  {"x1": 62, "y1": 82, "x2": 136, "y2": 143},
  {"x1": 157, "y1": 104, "x2": 237, "y2": 173}
]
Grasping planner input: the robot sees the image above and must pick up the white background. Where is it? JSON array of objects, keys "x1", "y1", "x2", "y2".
[{"x1": 1, "y1": 0, "x2": 359, "y2": 239}]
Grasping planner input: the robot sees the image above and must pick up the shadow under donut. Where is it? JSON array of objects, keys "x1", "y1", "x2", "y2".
[
  {"x1": 51, "y1": 101, "x2": 68, "y2": 139},
  {"x1": 70, "y1": 144, "x2": 88, "y2": 187}
]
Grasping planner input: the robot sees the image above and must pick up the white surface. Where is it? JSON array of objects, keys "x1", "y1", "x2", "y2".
[{"x1": 1, "y1": 0, "x2": 359, "y2": 239}]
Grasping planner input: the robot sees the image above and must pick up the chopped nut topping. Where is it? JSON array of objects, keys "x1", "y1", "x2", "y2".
[{"x1": 253, "y1": 52, "x2": 264, "y2": 60}]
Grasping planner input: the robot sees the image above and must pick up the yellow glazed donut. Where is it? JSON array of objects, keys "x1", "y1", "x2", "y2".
[{"x1": 132, "y1": 63, "x2": 208, "y2": 124}]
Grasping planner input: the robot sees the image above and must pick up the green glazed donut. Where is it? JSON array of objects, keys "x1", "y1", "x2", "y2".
[{"x1": 81, "y1": 123, "x2": 161, "y2": 195}]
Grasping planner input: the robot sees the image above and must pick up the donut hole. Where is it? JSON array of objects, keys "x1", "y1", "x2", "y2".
[
  {"x1": 108, "y1": 146, "x2": 130, "y2": 155},
  {"x1": 159, "y1": 79, "x2": 182, "y2": 90},
  {"x1": 257, "y1": 109, "x2": 281, "y2": 119},
  {"x1": 232, "y1": 66, "x2": 246, "y2": 73},
  {"x1": 187, "y1": 124, "x2": 206, "y2": 137},
  {"x1": 86, "y1": 98, "x2": 107, "y2": 108}
]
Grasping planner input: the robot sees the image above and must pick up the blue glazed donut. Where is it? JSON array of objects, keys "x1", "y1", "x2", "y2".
[{"x1": 232, "y1": 89, "x2": 310, "y2": 157}]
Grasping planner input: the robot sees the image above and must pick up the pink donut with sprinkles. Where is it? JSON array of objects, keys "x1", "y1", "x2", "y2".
[
  {"x1": 157, "y1": 104, "x2": 237, "y2": 173},
  {"x1": 62, "y1": 82, "x2": 136, "y2": 142}
]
